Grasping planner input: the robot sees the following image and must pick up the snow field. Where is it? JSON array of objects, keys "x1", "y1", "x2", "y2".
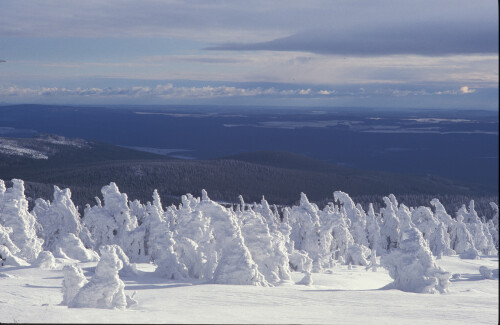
[{"x1": 0, "y1": 256, "x2": 497, "y2": 324}]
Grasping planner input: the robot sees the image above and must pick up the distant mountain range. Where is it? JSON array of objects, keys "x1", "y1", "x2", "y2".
[{"x1": 1, "y1": 134, "x2": 497, "y2": 218}]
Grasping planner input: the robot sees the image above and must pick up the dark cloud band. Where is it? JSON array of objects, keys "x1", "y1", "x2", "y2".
[{"x1": 207, "y1": 22, "x2": 498, "y2": 56}]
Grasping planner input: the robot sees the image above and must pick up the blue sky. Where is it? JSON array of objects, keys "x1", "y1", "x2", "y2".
[{"x1": 0, "y1": 0, "x2": 498, "y2": 109}]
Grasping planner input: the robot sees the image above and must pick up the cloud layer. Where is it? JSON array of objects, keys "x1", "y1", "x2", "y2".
[
  {"x1": 0, "y1": 84, "x2": 479, "y2": 99},
  {"x1": 207, "y1": 21, "x2": 498, "y2": 56},
  {"x1": 0, "y1": 0, "x2": 497, "y2": 108}
]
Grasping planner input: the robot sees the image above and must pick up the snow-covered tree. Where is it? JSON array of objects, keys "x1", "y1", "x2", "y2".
[
  {"x1": 0, "y1": 179, "x2": 43, "y2": 262},
  {"x1": 381, "y1": 209, "x2": 451, "y2": 294},
  {"x1": 154, "y1": 229, "x2": 190, "y2": 280},
  {"x1": 289, "y1": 193, "x2": 323, "y2": 272},
  {"x1": 334, "y1": 191, "x2": 369, "y2": 247},
  {"x1": 61, "y1": 264, "x2": 88, "y2": 306},
  {"x1": 490, "y1": 202, "x2": 499, "y2": 229},
  {"x1": 198, "y1": 190, "x2": 268, "y2": 286},
  {"x1": 0, "y1": 244, "x2": 28, "y2": 266},
  {"x1": 365, "y1": 249, "x2": 380, "y2": 272},
  {"x1": 237, "y1": 199, "x2": 291, "y2": 285},
  {"x1": 330, "y1": 214, "x2": 354, "y2": 265},
  {"x1": 170, "y1": 194, "x2": 217, "y2": 280},
  {"x1": 33, "y1": 186, "x2": 98, "y2": 262},
  {"x1": 411, "y1": 206, "x2": 438, "y2": 244},
  {"x1": 449, "y1": 214, "x2": 480, "y2": 259},
  {"x1": 430, "y1": 199, "x2": 454, "y2": 231},
  {"x1": 70, "y1": 245, "x2": 129, "y2": 309},
  {"x1": 82, "y1": 183, "x2": 138, "y2": 255},
  {"x1": 380, "y1": 196, "x2": 400, "y2": 250},
  {"x1": 457, "y1": 201, "x2": 494, "y2": 255},
  {"x1": 0, "y1": 223, "x2": 19, "y2": 257},
  {"x1": 32, "y1": 251, "x2": 56, "y2": 269},
  {"x1": 365, "y1": 203, "x2": 383, "y2": 254}
]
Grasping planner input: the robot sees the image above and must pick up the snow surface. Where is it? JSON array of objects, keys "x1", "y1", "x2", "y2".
[
  {"x1": 0, "y1": 135, "x2": 88, "y2": 159},
  {"x1": 0, "y1": 256, "x2": 497, "y2": 324}
]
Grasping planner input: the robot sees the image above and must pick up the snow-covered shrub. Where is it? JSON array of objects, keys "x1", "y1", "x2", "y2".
[
  {"x1": 69, "y1": 245, "x2": 128, "y2": 309},
  {"x1": 0, "y1": 224, "x2": 19, "y2": 256},
  {"x1": 62, "y1": 264, "x2": 88, "y2": 306},
  {"x1": 32, "y1": 251, "x2": 56, "y2": 269},
  {"x1": 345, "y1": 244, "x2": 370, "y2": 266},
  {"x1": 296, "y1": 271, "x2": 313, "y2": 286},
  {"x1": 113, "y1": 244, "x2": 139, "y2": 277},
  {"x1": 459, "y1": 247, "x2": 480, "y2": 260},
  {"x1": 365, "y1": 249, "x2": 380, "y2": 272},
  {"x1": 288, "y1": 249, "x2": 313, "y2": 273},
  {"x1": 479, "y1": 266, "x2": 499, "y2": 279},
  {"x1": 52, "y1": 233, "x2": 100, "y2": 262},
  {"x1": 0, "y1": 245, "x2": 29, "y2": 266},
  {"x1": 0, "y1": 179, "x2": 43, "y2": 262}
]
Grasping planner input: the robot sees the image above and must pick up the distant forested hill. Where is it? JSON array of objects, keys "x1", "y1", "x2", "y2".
[{"x1": 0, "y1": 135, "x2": 497, "y2": 218}]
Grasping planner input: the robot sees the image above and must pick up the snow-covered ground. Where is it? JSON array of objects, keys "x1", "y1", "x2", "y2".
[
  {"x1": 0, "y1": 255, "x2": 497, "y2": 324},
  {"x1": 0, "y1": 135, "x2": 88, "y2": 159}
]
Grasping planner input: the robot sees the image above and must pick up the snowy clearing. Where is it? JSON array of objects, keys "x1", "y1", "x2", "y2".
[{"x1": 0, "y1": 256, "x2": 497, "y2": 324}]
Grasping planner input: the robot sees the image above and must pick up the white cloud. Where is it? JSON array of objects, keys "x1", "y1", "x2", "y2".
[
  {"x1": 317, "y1": 90, "x2": 335, "y2": 95},
  {"x1": 459, "y1": 86, "x2": 476, "y2": 94},
  {"x1": 0, "y1": 84, "x2": 483, "y2": 100},
  {"x1": 434, "y1": 86, "x2": 477, "y2": 95},
  {"x1": 0, "y1": 84, "x2": 281, "y2": 99}
]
